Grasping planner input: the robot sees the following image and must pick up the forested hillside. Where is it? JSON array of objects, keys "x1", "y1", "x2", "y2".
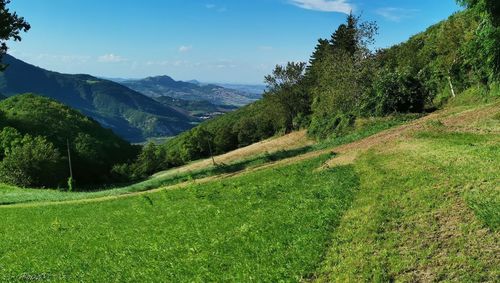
[
  {"x1": 0, "y1": 55, "x2": 194, "y2": 142},
  {"x1": 0, "y1": 94, "x2": 138, "y2": 187},
  {"x1": 118, "y1": 1, "x2": 499, "y2": 179}
]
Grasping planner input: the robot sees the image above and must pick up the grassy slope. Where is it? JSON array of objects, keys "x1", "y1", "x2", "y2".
[
  {"x1": 316, "y1": 102, "x2": 499, "y2": 282},
  {"x1": 0, "y1": 157, "x2": 359, "y2": 282},
  {"x1": 0, "y1": 115, "x2": 415, "y2": 206},
  {"x1": 0, "y1": 99, "x2": 498, "y2": 281}
]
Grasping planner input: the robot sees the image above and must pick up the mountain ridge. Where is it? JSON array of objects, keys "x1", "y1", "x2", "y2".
[
  {"x1": 122, "y1": 75, "x2": 262, "y2": 106},
  {"x1": 0, "y1": 55, "x2": 195, "y2": 142}
]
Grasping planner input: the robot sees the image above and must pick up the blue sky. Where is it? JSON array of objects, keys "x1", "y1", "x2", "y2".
[{"x1": 8, "y1": 0, "x2": 460, "y2": 84}]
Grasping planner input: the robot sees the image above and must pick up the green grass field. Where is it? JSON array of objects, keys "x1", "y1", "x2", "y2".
[
  {"x1": 0, "y1": 101, "x2": 498, "y2": 282},
  {"x1": 0, "y1": 156, "x2": 359, "y2": 282},
  {"x1": 0, "y1": 113, "x2": 417, "y2": 206}
]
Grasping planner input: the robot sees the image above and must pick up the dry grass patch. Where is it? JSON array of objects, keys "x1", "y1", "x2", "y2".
[{"x1": 154, "y1": 130, "x2": 314, "y2": 179}]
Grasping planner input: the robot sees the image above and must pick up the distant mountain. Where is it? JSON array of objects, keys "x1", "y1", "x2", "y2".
[
  {"x1": 121, "y1": 76, "x2": 261, "y2": 107},
  {"x1": 154, "y1": 96, "x2": 238, "y2": 120},
  {"x1": 215, "y1": 83, "x2": 266, "y2": 96},
  {"x1": 0, "y1": 55, "x2": 194, "y2": 142}
]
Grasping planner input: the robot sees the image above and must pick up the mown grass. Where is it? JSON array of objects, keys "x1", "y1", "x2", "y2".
[
  {"x1": 0, "y1": 102, "x2": 497, "y2": 282},
  {"x1": 0, "y1": 155, "x2": 360, "y2": 282},
  {"x1": 312, "y1": 113, "x2": 422, "y2": 150},
  {"x1": 315, "y1": 126, "x2": 499, "y2": 281},
  {"x1": 0, "y1": 146, "x2": 313, "y2": 206},
  {"x1": 0, "y1": 113, "x2": 418, "y2": 206}
]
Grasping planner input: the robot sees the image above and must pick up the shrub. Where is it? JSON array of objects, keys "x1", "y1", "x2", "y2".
[
  {"x1": 372, "y1": 68, "x2": 428, "y2": 115},
  {"x1": 0, "y1": 135, "x2": 64, "y2": 187}
]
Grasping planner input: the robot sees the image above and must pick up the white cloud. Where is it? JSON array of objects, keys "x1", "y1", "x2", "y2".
[
  {"x1": 258, "y1": 46, "x2": 274, "y2": 51},
  {"x1": 98, "y1": 53, "x2": 127, "y2": 63},
  {"x1": 178, "y1": 45, "x2": 193, "y2": 53},
  {"x1": 289, "y1": 0, "x2": 353, "y2": 14},
  {"x1": 205, "y1": 3, "x2": 227, "y2": 12},
  {"x1": 376, "y1": 7, "x2": 419, "y2": 22}
]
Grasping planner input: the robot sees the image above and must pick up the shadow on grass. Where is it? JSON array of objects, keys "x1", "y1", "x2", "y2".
[
  {"x1": 209, "y1": 146, "x2": 314, "y2": 175},
  {"x1": 73, "y1": 146, "x2": 314, "y2": 194}
]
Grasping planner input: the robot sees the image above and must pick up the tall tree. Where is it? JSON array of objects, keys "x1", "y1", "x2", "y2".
[
  {"x1": 0, "y1": 0, "x2": 30, "y2": 70},
  {"x1": 305, "y1": 39, "x2": 331, "y2": 85},
  {"x1": 331, "y1": 13, "x2": 358, "y2": 55},
  {"x1": 264, "y1": 62, "x2": 309, "y2": 133},
  {"x1": 308, "y1": 14, "x2": 378, "y2": 138}
]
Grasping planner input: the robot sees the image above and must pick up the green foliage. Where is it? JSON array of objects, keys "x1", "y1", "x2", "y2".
[
  {"x1": 0, "y1": 0, "x2": 30, "y2": 70},
  {"x1": 456, "y1": 0, "x2": 500, "y2": 81},
  {"x1": 308, "y1": 113, "x2": 355, "y2": 140},
  {"x1": 307, "y1": 14, "x2": 378, "y2": 139},
  {"x1": 371, "y1": 68, "x2": 427, "y2": 115},
  {"x1": 0, "y1": 126, "x2": 22, "y2": 158},
  {"x1": 0, "y1": 94, "x2": 139, "y2": 187},
  {"x1": 67, "y1": 177, "x2": 73, "y2": 192},
  {"x1": 264, "y1": 62, "x2": 310, "y2": 132},
  {"x1": 0, "y1": 133, "x2": 64, "y2": 187}
]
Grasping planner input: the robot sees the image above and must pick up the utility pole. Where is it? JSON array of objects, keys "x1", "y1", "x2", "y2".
[
  {"x1": 207, "y1": 138, "x2": 216, "y2": 166},
  {"x1": 448, "y1": 76, "x2": 456, "y2": 98},
  {"x1": 67, "y1": 138, "x2": 73, "y2": 180}
]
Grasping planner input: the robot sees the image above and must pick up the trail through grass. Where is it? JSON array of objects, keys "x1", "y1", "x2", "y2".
[{"x1": 315, "y1": 104, "x2": 499, "y2": 282}]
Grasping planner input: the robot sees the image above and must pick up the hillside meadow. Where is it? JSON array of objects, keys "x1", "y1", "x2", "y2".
[{"x1": 0, "y1": 99, "x2": 498, "y2": 282}]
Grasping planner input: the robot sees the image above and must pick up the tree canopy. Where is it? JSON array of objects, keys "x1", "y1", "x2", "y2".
[{"x1": 0, "y1": 0, "x2": 30, "y2": 70}]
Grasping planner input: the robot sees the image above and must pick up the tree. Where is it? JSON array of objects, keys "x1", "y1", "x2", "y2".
[
  {"x1": 264, "y1": 62, "x2": 309, "y2": 133},
  {"x1": 0, "y1": 126, "x2": 22, "y2": 158},
  {"x1": 457, "y1": 0, "x2": 500, "y2": 80},
  {"x1": 308, "y1": 14, "x2": 378, "y2": 138},
  {"x1": 331, "y1": 13, "x2": 358, "y2": 55},
  {"x1": 306, "y1": 39, "x2": 331, "y2": 78},
  {"x1": 0, "y1": 134, "x2": 64, "y2": 187},
  {"x1": 372, "y1": 68, "x2": 427, "y2": 114},
  {"x1": 135, "y1": 142, "x2": 163, "y2": 177},
  {"x1": 0, "y1": 0, "x2": 30, "y2": 70}
]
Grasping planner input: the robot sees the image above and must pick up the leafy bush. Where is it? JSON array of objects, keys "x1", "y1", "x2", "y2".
[
  {"x1": 0, "y1": 133, "x2": 64, "y2": 187},
  {"x1": 372, "y1": 68, "x2": 427, "y2": 115}
]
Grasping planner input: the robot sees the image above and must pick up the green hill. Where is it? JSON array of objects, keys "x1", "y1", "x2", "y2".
[
  {"x1": 0, "y1": 94, "x2": 138, "y2": 186},
  {"x1": 0, "y1": 55, "x2": 194, "y2": 142},
  {"x1": 0, "y1": 1, "x2": 498, "y2": 281}
]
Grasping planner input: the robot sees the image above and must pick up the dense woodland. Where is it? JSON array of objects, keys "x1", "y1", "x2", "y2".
[{"x1": 0, "y1": 0, "x2": 498, "y2": 188}]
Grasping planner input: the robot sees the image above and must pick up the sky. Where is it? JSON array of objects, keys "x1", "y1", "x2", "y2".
[{"x1": 7, "y1": 0, "x2": 461, "y2": 84}]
